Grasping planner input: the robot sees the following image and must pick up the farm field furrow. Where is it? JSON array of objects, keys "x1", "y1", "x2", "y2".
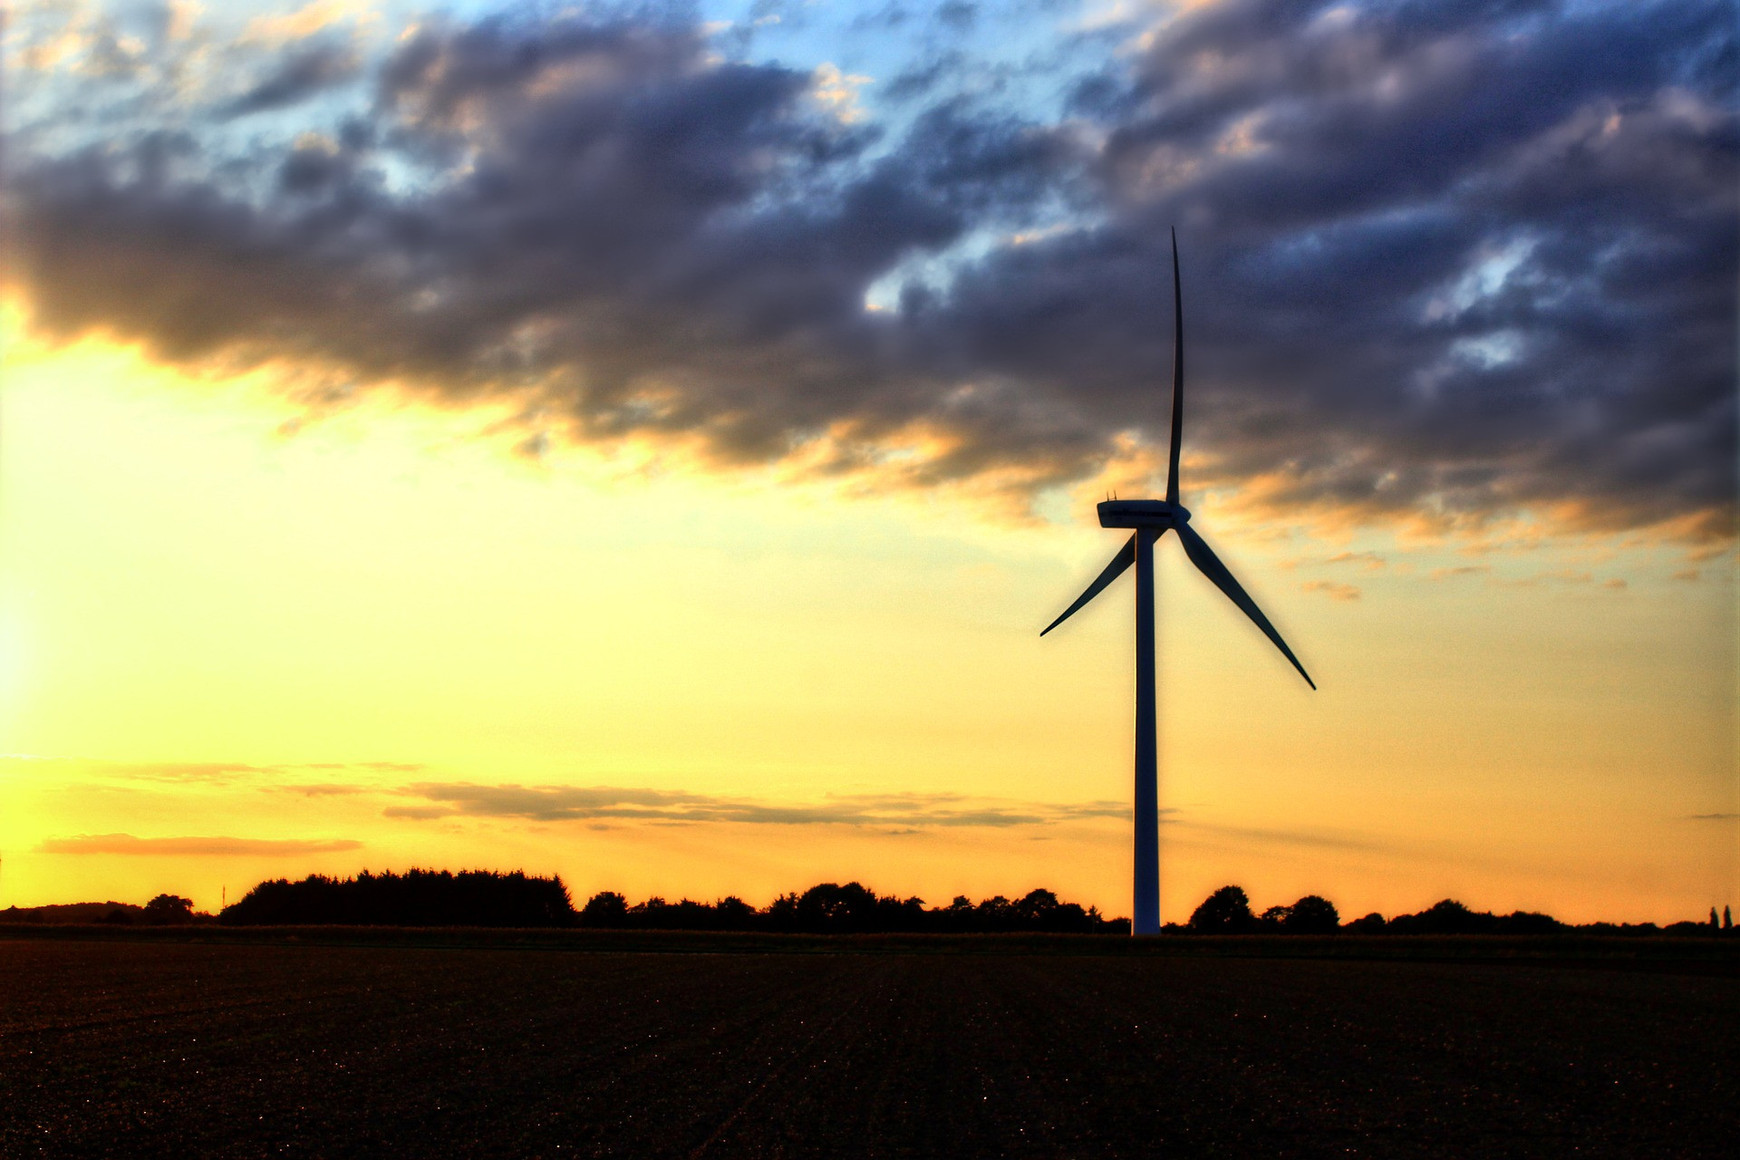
[{"x1": 0, "y1": 939, "x2": 1733, "y2": 1158}]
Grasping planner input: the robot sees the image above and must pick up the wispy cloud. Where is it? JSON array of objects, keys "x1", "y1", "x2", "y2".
[
  {"x1": 1181, "y1": 821, "x2": 1388, "y2": 854},
  {"x1": 272, "y1": 783, "x2": 366, "y2": 797},
  {"x1": 1491, "y1": 568, "x2": 1633, "y2": 590},
  {"x1": 0, "y1": 756, "x2": 425, "y2": 785},
  {"x1": 1301, "y1": 580, "x2": 1360, "y2": 601},
  {"x1": 392, "y1": 783, "x2": 1129, "y2": 829},
  {"x1": 38, "y1": 834, "x2": 363, "y2": 856},
  {"x1": 1322, "y1": 551, "x2": 1386, "y2": 571},
  {"x1": 106, "y1": 762, "x2": 268, "y2": 783}
]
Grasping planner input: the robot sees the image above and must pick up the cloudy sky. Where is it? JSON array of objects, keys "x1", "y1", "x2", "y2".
[{"x1": 1, "y1": 0, "x2": 1733, "y2": 922}]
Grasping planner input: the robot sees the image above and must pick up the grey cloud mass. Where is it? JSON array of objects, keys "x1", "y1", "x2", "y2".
[
  {"x1": 222, "y1": 43, "x2": 361, "y2": 118},
  {"x1": 6, "y1": 1, "x2": 1733, "y2": 538}
]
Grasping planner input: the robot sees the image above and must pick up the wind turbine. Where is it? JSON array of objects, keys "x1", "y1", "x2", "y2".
[{"x1": 1041, "y1": 230, "x2": 1315, "y2": 936}]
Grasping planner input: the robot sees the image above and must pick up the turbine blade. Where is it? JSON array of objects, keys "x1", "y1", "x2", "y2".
[
  {"x1": 1041, "y1": 536, "x2": 1138, "y2": 636},
  {"x1": 1175, "y1": 522, "x2": 1316, "y2": 689},
  {"x1": 1165, "y1": 227, "x2": 1185, "y2": 506}
]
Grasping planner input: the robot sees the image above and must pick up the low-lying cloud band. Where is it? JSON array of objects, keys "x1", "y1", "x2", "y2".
[
  {"x1": 38, "y1": 834, "x2": 363, "y2": 856},
  {"x1": 391, "y1": 783, "x2": 1130, "y2": 828}
]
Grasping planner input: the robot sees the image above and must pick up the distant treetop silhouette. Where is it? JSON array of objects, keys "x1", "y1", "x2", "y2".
[
  {"x1": 1189, "y1": 885, "x2": 1255, "y2": 933},
  {"x1": 143, "y1": 894, "x2": 196, "y2": 925},
  {"x1": 222, "y1": 869, "x2": 574, "y2": 927},
  {"x1": 1185, "y1": 886, "x2": 1573, "y2": 936}
]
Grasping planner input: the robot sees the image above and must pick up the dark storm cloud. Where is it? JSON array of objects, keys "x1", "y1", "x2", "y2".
[
  {"x1": 6, "y1": 1, "x2": 1733, "y2": 538},
  {"x1": 393, "y1": 783, "x2": 1125, "y2": 827}
]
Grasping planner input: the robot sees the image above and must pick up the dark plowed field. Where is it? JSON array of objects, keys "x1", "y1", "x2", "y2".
[{"x1": 2, "y1": 937, "x2": 1733, "y2": 1157}]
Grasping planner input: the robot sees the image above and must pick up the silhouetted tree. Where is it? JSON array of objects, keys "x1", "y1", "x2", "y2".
[
  {"x1": 630, "y1": 897, "x2": 676, "y2": 928},
  {"x1": 1284, "y1": 895, "x2": 1340, "y2": 934},
  {"x1": 580, "y1": 891, "x2": 629, "y2": 928},
  {"x1": 1257, "y1": 905, "x2": 1291, "y2": 932},
  {"x1": 796, "y1": 882, "x2": 879, "y2": 931},
  {"x1": 715, "y1": 896, "x2": 756, "y2": 928},
  {"x1": 143, "y1": 894, "x2": 194, "y2": 925},
  {"x1": 935, "y1": 895, "x2": 977, "y2": 932},
  {"x1": 1189, "y1": 886, "x2": 1254, "y2": 933},
  {"x1": 977, "y1": 894, "x2": 1014, "y2": 929},
  {"x1": 765, "y1": 891, "x2": 801, "y2": 929},
  {"x1": 1002, "y1": 889, "x2": 1095, "y2": 932},
  {"x1": 1343, "y1": 911, "x2": 1387, "y2": 933}
]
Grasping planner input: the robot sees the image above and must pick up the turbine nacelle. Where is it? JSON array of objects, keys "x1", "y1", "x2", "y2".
[{"x1": 1098, "y1": 499, "x2": 1190, "y2": 530}]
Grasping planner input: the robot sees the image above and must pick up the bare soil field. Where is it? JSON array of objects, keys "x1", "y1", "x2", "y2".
[{"x1": 1, "y1": 932, "x2": 1733, "y2": 1158}]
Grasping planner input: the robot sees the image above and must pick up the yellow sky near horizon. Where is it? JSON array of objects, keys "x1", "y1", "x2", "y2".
[{"x1": 0, "y1": 326, "x2": 1733, "y2": 924}]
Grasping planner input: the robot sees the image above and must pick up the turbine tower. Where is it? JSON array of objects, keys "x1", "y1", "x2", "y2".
[{"x1": 1042, "y1": 230, "x2": 1315, "y2": 936}]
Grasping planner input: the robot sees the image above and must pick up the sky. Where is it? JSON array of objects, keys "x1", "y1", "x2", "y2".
[{"x1": 0, "y1": 0, "x2": 1733, "y2": 924}]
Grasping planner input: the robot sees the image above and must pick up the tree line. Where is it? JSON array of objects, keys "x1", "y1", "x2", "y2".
[
  {"x1": 222, "y1": 869, "x2": 574, "y2": 927},
  {"x1": 1183, "y1": 885, "x2": 1733, "y2": 937},
  {"x1": 578, "y1": 882, "x2": 1124, "y2": 933},
  {"x1": 41, "y1": 870, "x2": 1724, "y2": 935},
  {"x1": 217, "y1": 871, "x2": 1124, "y2": 932},
  {"x1": 0, "y1": 895, "x2": 203, "y2": 926}
]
